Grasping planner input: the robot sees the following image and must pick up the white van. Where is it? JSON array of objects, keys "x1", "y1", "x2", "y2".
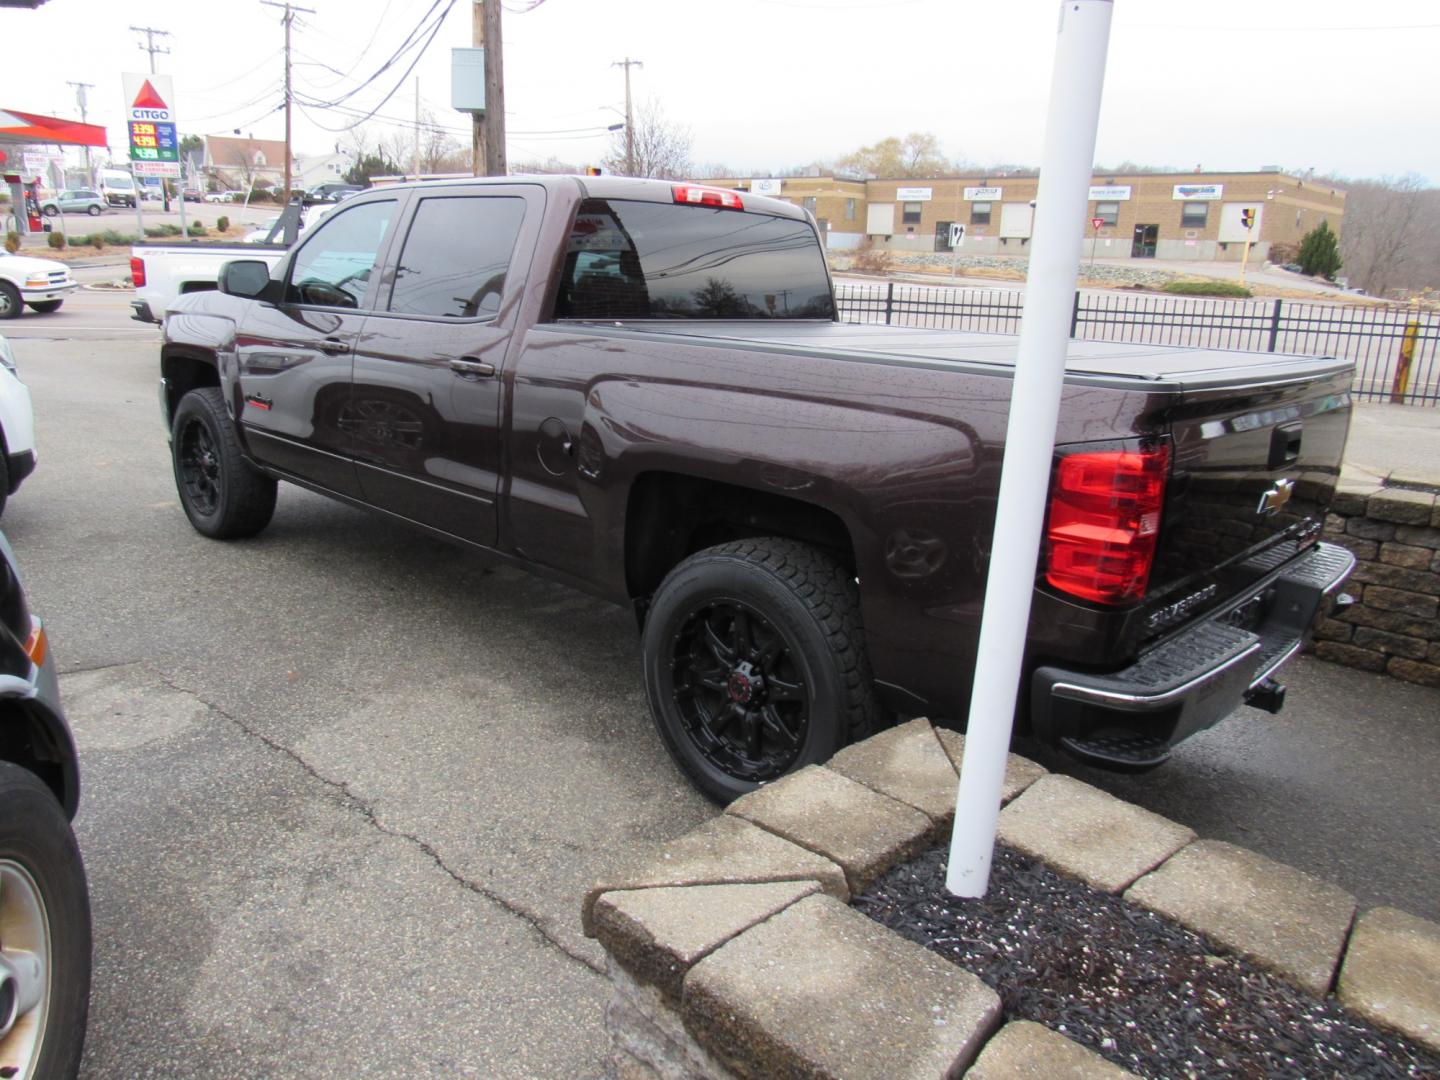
[{"x1": 97, "y1": 169, "x2": 137, "y2": 208}]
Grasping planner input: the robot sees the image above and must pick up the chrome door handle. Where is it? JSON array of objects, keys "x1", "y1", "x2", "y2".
[
  {"x1": 450, "y1": 357, "x2": 496, "y2": 378},
  {"x1": 315, "y1": 337, "x2": 349, "y2": 355}
]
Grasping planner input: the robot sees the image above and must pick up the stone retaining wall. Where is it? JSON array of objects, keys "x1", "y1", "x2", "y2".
[
  {"x1": 1315, "y1": 479, "x2": 1440, "y2": 687},
  {"x1": 585, "y1": 719, "x2": 1440, "y2": 1079}
]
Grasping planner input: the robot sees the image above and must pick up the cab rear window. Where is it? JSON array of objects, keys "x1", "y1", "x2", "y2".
[{"x1": 552, "y1": 198, "x2": 833, "y2": 321}]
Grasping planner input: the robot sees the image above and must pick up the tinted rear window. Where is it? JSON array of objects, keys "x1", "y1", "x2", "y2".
[{"x1": 552, "y1": 198, "x2": 833, "y2": 321}]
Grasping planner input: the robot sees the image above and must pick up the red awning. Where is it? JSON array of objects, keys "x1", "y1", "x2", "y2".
[{"x1": 0, "y1": 109, "x2": 107, "y2": 148}]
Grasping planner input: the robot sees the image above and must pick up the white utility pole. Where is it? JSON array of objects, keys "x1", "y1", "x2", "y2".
[
  {"x1": 67, "y1": 81, "x2": 96, "y2": 179},
  {"x1": 946, "y1": 0, "x2": 1116, "y2": 898},
  {"x1": 413, "y1": 77, "x2": 422, "y2": 180}
]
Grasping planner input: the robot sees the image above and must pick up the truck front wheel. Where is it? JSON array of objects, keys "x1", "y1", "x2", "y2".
[
  {"x1": 641, "y1": 538, "x2": 879, "y2": 804},
  {"x1": 172, "y1": 387, "x2": 277, "y2": 539}
]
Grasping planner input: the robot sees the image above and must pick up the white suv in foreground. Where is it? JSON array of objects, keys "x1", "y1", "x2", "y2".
[
  {"x1": 0, "y1": 337, "x2": 36, "y2": 516},
  {"x1": 0, "y1": 251, "x2": 78, "y2": 318}
]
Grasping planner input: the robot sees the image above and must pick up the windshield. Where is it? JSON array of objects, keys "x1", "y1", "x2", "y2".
[
  {"x1": 105, "y1": 175, "x2": 134, "y2": 191},
  {"x1": 552, "y1": 198, "x2": 834, "y2": 320}
]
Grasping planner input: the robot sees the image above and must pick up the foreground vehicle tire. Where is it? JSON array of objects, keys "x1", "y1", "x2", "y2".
[
  {"x1": 0, "y1": 285, "x2": 20, "y2": 321},
  {"x1": 642, "y1": 538, "x2": 879, "y2": 804},
  {"x1": 0, "y1": 762, "x2": 91, "y2": 1080},
  {"x1": 25, "y1": 302, "x2": 61, "y2": 315},
  {"x1": 172, "y1": 387, "x2": 277, "y2": 539}
]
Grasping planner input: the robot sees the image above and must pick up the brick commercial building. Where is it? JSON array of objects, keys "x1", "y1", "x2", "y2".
[{"x1": 707, "y1": 171, "x2": 1345, "y2": 263}]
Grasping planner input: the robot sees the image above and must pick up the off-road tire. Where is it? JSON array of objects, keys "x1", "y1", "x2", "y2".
[
  {"x1": 0, "y1": 762, "x2": 91, "y2": 1080},
  {"x1": 171, "y1": 387, "x2": 277, "y2": 539},
  {"x1": 642, "y1": 537, "x2": 879, "y2": 804}
]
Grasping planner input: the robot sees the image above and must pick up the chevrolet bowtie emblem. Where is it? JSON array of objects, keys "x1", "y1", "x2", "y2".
[{"x1": 1257, "y1": 478, "x2": 1295, "y2": 515}]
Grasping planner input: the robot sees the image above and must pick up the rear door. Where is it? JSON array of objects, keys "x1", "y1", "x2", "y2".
[
  {"x1": 351, "y1": 183, "x2": 542, "y2": 545},
  {"x1": 234, "y1": 195, "x2": 402, "y2": 498}
]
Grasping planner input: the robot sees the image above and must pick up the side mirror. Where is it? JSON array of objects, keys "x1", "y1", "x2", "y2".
[{"x1": 219, "y1": 260, "x2": 272, "y2": 299}]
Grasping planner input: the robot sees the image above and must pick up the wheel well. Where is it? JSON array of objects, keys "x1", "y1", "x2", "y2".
[
  {"x1": 625, "y1": 472, "x2": 856, "y2": 602},
  {"x1": 0, "y1": 700, "x2": 75, "y2": 817},
  {"x1": 161, "y1": 349, "x2": 221, "y2": 426}
]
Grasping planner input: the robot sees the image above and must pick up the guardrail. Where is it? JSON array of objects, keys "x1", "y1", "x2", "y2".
[{"x1": 834, "y1": 283, "x2": 1440, "y2": 406}]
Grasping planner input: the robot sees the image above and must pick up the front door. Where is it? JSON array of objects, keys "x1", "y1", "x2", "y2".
[
  {"x1": 234, "y1": 196, "x2": 403, "y2": 499},
  {"x1": 1131, "y1": 223, "x2": 1158, "y2": 258},
  {"x1": 350, "y1": 185, "x2": 540, "y2": 546}
]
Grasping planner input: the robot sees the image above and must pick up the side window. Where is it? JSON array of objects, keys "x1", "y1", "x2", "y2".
[
  {"x1": 389, "y1": 195, "x2": 525, "y2": 319},
  {"x1": 286, "y1": 199, "x2": 395, "y2": 309}
]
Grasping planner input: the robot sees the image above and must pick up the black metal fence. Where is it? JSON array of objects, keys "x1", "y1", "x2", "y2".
[{"x1": 835, "y1": 283, "x2": 1440, "y2": 406}]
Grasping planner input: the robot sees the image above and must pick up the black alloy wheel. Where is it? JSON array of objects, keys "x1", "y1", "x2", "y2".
[
  {"x1": 670, "y1": 599, "x2": 811, "y2": 785},
  {"x1": 177, "y1": 415, "x2": 222, "y2": 517},
  {"x1": 642, "y1": 538, "x2": 879, "y2": 804}
]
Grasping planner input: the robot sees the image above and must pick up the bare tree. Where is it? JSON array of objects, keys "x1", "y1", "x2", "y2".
[
  {"x1": 511, "y1": 155, "x2": 581, "y2": 175},
  {"x1": 1338, "y1": 175, "x2": 1440, "y2": 297},
  {"x1": 602, "y1": 98, "x2": 692, "y2": 179}
]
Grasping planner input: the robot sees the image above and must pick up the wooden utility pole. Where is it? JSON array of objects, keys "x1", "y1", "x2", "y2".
[
  {"x1": 260, "y1": 0, "x2": 315, "y2": 207},
  {"x1": 413, "y1": 77, "x2": 422, "y2": 180},
  {"x1": 472, "y1": 1, "x2": 507, "y2": 176},
  {"x1": 612, "y1": 57, "x2": 642, "y2": 175}
]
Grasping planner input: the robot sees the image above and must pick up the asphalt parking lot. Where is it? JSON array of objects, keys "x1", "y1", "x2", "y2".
[{"x1": 2, "y1": 279, "x2": 1437, "y2": 1077}]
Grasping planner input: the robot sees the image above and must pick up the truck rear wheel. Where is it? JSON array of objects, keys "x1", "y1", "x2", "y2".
[
  {"x1": 172, "y1": 387, "x2": 277, "y2": 539},
  {"x1": 641, "y1": 538, "x2": 879, "y2": 804}
]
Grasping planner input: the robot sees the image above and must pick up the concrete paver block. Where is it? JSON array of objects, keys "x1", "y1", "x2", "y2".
[
  {"x1": 1338, "y1": 906, "x2": 1440, "y2": 1053},
  {"x1": 827, "y1": 717, "x2": 961, "y2": 825},
  {"x1": 965, "y1": 1020, "x2": 1139, "y2": 1079},
  {"x1": 592, "y1": 881, "x2": 819, "y2": 1002},
  {"x1": 997, "y1": 775, "x2": 1194, "y2": 894},
  {"x1": 683, "y1": 894, "x2": 1001, "y2": 1080},
  {"x1": 1124, "y1": 840, "x2": 1356, "y2": 997},
  {"x1": 583, "y1": 815, "x2": 848, "y2": 936},
  {"x1": 1369, "y1": 489, "x2": 1436, "y2": 525},
  {"x1": 726, "y1": 765, "x2": 934, "y2": 894},
  {"x1": 934, "y1": 728, "x2": 1049, "y2": 804}
]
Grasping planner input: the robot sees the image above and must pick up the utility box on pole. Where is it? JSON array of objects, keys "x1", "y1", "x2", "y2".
[{"x1": 451, "y1": 48, "x2": 486, "y2": 112}]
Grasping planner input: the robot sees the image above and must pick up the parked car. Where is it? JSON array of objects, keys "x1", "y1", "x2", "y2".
[
  {"x1": 0, "y1": 336, "x2": 37, "y2": 515},
  {"x1": 39, "y1": 190, "x2": 105, "y2": 218},
  {"x1": 0, "y1": 528, "x2": 92, "y2": 1079},
  {"x1": 201, "y1": 192, "x2": 229, "y2": 204},
  {"x1": 182, "y1": 190, "x2": 204, "y2": 203},
  {"x1": 302, "y1": 183, "x2": 364, "y2": 206},
  {"x1": 0, "y1": 251, "x2": 78, "y2": 319},
  {"x1": 157, "y1": 175, "x2": 1355, "y2": 803}
]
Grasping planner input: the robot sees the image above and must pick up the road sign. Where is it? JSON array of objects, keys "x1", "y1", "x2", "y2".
[
  {"x1": 1091, "y1": 216, "x2": 1104, "y2": 230},
  {"x1": 122, "y1": 73, "x2": 179, "y2": 166},
  {"x1": 949, "y1": 222, "x2": 966, "y2": 247},
  {"x1": 132, "y1": 160, "x2": 182, "y2": 178}
]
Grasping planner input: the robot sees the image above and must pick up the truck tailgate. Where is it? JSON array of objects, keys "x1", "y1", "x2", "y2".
[{"x1": 1140, "y1": 356, "x2": 1353, "y2": 640}]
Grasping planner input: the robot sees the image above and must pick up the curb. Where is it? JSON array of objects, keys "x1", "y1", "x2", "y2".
[{"x1": 584, "y1": 718, "x2": 1440, "y2": 1078}]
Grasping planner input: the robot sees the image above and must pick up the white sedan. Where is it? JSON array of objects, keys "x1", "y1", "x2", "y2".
[
  {"x1": 0, "y1": 336, "x2": 36, "y2": 514},
  {"x1": 0, "y1": 251, "x2": 79, "y2": 319}
]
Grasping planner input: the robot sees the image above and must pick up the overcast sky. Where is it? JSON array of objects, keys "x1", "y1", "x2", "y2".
[{"x1": 3, "y1": 0, "x2": 1437, "y2": 182}]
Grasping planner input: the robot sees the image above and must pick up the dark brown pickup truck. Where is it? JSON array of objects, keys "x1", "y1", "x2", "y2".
[{"x1": 158, "y1": 175, "x2": 1355, "y2": 802}]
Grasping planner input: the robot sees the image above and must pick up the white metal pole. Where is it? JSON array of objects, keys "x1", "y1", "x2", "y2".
[{"x1": 946, "y1": 0, "x2": 1115, "y2": 898}]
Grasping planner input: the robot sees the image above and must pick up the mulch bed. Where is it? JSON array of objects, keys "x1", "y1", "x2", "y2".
[{"x1": 855, "y1": 844, "x2": 1440, "y2": 1079}]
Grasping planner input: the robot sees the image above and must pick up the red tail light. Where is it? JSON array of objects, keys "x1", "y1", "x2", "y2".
[
  {"x1": 130, "y1": 256, "x2": 146, "y2": 288},
  {"x1": 1045, "y1": 444, "x2": 1170, "y2": 605},
  {"x1": 672, "y1": 185, "x2": 744, "y2": 210}
]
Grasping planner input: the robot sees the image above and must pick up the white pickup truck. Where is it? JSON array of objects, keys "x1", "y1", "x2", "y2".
[
  {"x1": 129, "y1": 243, "x2": 287, "y2": 324},
  {"x1": 128, "y1": 202, "x2": 337, "y2": 324}
]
